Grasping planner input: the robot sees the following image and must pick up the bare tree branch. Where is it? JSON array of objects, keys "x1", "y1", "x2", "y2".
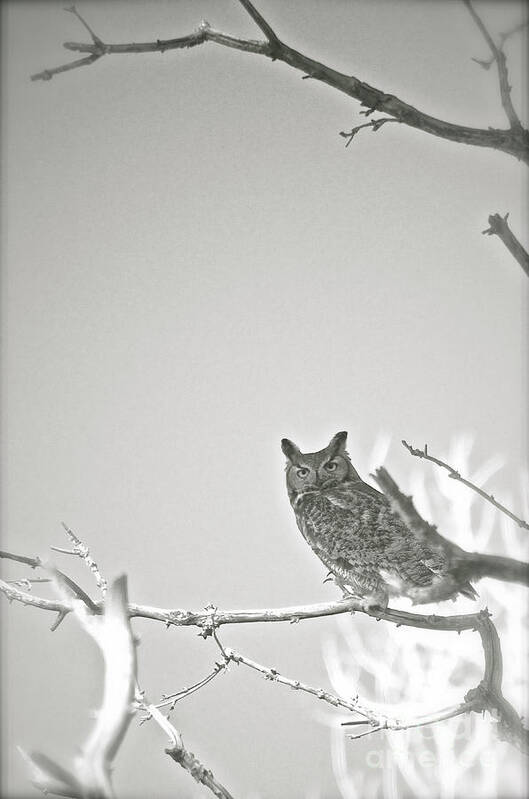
[
  {"x1": 345, "y1": 610, "x2": 528, "y2": 752},
  {"x1": 142, "y1": 703, "x2": 235, "y2": 799},
  {"x1": 32, "y1": 52, "x2": 104, "y2": 82},
  {"x1": 464, "y1": 0, "x2": 523, "y2": 131},
  {"x1": 0, "y1": 550, "x2": 41, "y2": 568},
  {"x1": 3, "y1": 535, "x2": 527, "y2": 634},
  {"x1": 215, "y1": 637, "x2": 381, "y2": 724},
  {"x1": 0, "y1": 575, "x2": 70, "y2": 616},
  {"x1": 2, "y1": 561, "x2": 528, "y2": 632},
  {"x1": 402, "y1": 440, "x2": 529, "y2": 529},
  {"x1": 469, "y1": 613, "x2": 528, "y2": 752},
  {"x1": 344, "y1": 702, "x2": 473, "y2": 741},
  {"x1": 213, "y1": 634, "x2": 481, "y2": 736},
  {"x1": 482, "y1": 213, "x2": 529, "y2": 278},
  {"x1": 210, "y1": 615, "x2": 527, "y2": 751},
  {"x1": 30, "y1": 5, "x2": 529, "y2": 164},
  {"x1": 373, "y1": 466, "x2": 529, "y2": 591},
  {"x1": 4, "y1": 549, "x2": 527, "y2": 752}
]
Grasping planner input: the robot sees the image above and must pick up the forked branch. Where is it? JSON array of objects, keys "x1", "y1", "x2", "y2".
[
  {"x1": 30, "y1": 2, "x2": 529, "y2": 164},
  {"x1": 2, "y1": 546, "x2": 528, "y2": 753}
]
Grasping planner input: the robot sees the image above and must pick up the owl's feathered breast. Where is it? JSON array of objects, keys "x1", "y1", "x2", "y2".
[{"x1": 292, "y1": 481, "x2": 446, "y2": 592}]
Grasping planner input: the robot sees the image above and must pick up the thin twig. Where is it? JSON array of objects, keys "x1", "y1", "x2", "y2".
[
  {"x1": 339, "y1": 117, "x2": 400, "y2": 146},
  {"x1": 155, "y1": 663, "x2": 227, "y2": 712},
  {"x1": 52, "y1": 523, "x2": 108, "y2": 594},
  {"x1": 464, "y1": 0, "x2": 522, "y2": 130},
  {"x1": 30, "y1": 4, "x2": 109, "y2": 81},
  {"x1": 64, "y1": 5, "x2": 105, "y2": 48},
  {"x1": 482, "y1": 213, "x2": 529, "y2": 278},
  {"x1": 31, "y1": 53, "x2": 103, "y2": 82},
  {"x1": 402, "y1": 440, "x2": 529, "y2": 529},
  {"x1": 345, "y1": 703, "x2": 472, "y2": 739}
]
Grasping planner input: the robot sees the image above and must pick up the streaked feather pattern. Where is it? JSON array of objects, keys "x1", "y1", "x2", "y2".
[{"x1": 282, "y1": 432, "x2": 477, "y2": 606}]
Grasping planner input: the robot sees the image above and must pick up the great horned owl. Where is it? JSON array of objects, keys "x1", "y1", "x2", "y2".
[{"x1": 282, "y1": 431, "x2": 477, "y2": 609}]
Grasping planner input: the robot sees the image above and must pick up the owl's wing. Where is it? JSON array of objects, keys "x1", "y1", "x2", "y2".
[{"x1": 306, "y1": 488, "x2": 446, "y2": 593}]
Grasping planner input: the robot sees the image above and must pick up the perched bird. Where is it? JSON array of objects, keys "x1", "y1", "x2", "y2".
[{"x1": 281, "y1": 431, "x2": 477, "y2": 609}]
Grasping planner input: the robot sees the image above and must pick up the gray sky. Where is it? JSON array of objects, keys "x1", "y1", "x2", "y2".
[{"x1": 2, "y1": 1, "x2": 528, "y2": 797}]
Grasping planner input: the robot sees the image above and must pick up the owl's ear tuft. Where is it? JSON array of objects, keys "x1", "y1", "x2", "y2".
[
  {"x1": 281, "y1": 438, "x2": 301, "y2": 462},
  {"x1": 327, "y1": 431, "x2": 348, "y2": 455}
]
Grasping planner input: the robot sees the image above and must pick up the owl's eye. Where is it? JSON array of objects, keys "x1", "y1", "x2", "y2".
[
  {"x1": 325, "y1": 461, "x2": 337, "y2": 471},
  {"x1": 296, "y1": 467, "x2": 309, "y2": 478}
]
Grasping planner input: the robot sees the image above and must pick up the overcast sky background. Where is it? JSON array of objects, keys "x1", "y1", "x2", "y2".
[{"x1": 2, "y1": 1, "x2": 528, "y2": 797}]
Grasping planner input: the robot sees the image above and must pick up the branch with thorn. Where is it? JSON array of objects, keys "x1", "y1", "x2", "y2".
[
  {"x1": 402, "y1": 439, "x2": 529, "y2": 530},
  {"x1": 2, "y1": 546, "x2": 527, "y2": 629},
  {"x1": 30, "y1": 1, "x2": 529, "y2": 164},
  {"x1": 207, "y1": 606, "x2": 526, "y2": 749},
  {"x1": 51, "y1": 522, "x2": 108, "y2": 594},
  {"x1": 2, "y1": 489, "x2": 528, "y2": 756},
  {"x1": 139, "y1": 702, "x2": 234, "y2": 799},
  {"x1": 213, "y1": 628, "x2": 381, "y2": 725},
  {"x1": 211, "y1": 631, "x2": 480, "y2": 740}
]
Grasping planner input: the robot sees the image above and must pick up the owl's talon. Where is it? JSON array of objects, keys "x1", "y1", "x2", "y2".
[{"x1": 360, "y1": 591, "x2": 389, "y2": 614}]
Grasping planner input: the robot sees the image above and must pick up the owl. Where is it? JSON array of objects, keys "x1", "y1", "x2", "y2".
[{"x1": 281, "y1": 431, "x2": 477, "y2": 609}]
